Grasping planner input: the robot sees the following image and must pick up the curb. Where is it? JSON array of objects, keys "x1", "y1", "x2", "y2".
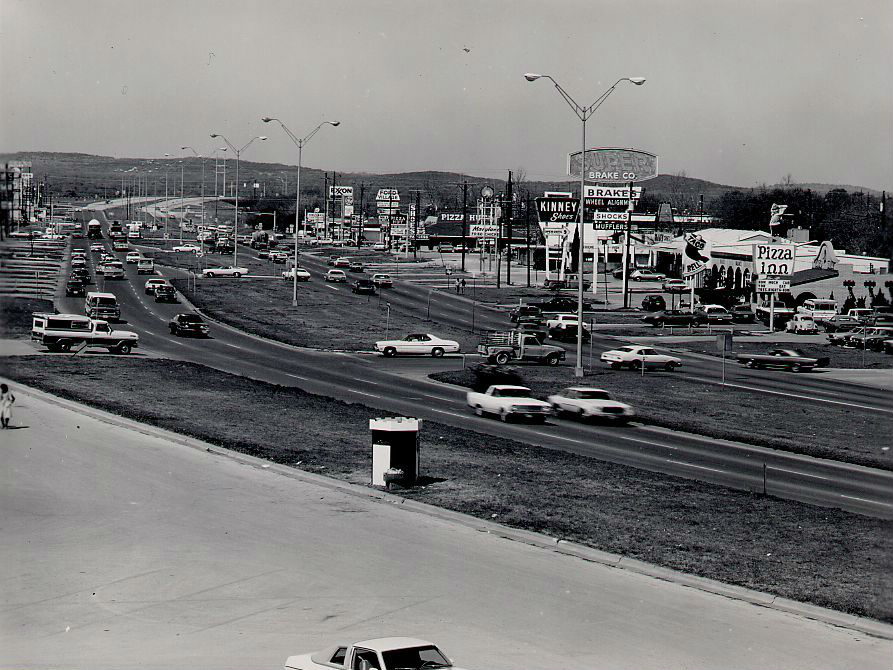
[{"x1": 5, "y1": 378, "x2": 892, "y2": 641}]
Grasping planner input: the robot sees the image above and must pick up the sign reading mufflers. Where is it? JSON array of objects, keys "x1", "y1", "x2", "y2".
[
  {"x1": 568, "y1": 148, "x2": 658, "y2": 183},
  {"x1": 536, "y1": 197, "x2": 579, "y2": 223}
]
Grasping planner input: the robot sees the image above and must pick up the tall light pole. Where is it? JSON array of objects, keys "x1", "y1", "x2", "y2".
[
  {"x1": 182, "y1": 146, "x2": 206, "y2": 230},
  {"x1": 262, "y1": 116, "x2": 340, "y2": 306},
  {"x1": 213, "y1": 147, "x2": 227, "y2": 220},
  {"x1": 209, "y1": 133, "x2": 267, "y2": 268},
  {"x1": 163, "y1": 153, "x2": 172, "y2": 241},
  {"x1": 524, "y1": 73, "x2": 645, "y2": 377}
]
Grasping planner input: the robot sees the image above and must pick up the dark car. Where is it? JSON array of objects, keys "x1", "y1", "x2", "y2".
[
  {"x1": 549, "y1": 323, "x2": 590, "y2": 343},
  {"x1": 510, "y1": 305, "x2": 543, "y2": 323},
  {"x1": 640, "y1": 295, "x2": 666, "y2": 312},
  {"x1": 530, "y1": 295, "x2": 591, "y2": 312},
  {"x1": 169, "y1": 313, "x2": 210, "y2": 337},
  {"x1": 154, "y1": 285, "x2": 178, "y2": 303},
  {"x1": 351, "y1": 278, "x2": 377, "y2": 295},
  {"x1": 348, "y1": 261, "x2": 364, "y2": 273},
  {"x1": 65, "y1": 280, "x2": 86, "y2": 297},
  {"x1": 730, "y1": 304, "x2": 756, "y2": 323},
  {"x1": 543, "y1": 276, "x2": 592, "y2": 291},
  {"x1": 819, "y1": 314, "x2": 860, "y2": 332},
  {"x1": 642, "y1": 309, "x2": 697, "y2": 327},
  {"x1": 327, "y1": 255, "x2": 340, "y2": 266},
  {"x1": 515, "y1": 322, "x2": 548, "y2": 343}
]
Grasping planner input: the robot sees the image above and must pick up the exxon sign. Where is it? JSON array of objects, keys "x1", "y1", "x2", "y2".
[
  {"x1": 536, "y1": 197, "x2": 579, "y2": 224},
  {"x1": 567, "y1": 148, "x2": 658, "y2": 183}
]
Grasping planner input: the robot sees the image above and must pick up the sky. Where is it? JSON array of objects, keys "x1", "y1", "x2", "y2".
[{"x1": 2, "y1": 0, "x2": 891, "y2": 190}]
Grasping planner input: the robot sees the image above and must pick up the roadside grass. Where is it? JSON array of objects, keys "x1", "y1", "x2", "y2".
[
  {"x1": 430, "y1": 367, "x2": 892, "y2": 471},
  {"x1": 2, "y1": 355, "x2": 890, "y2": 623},
  {"x1": 0, "y1": 297, "x2": 54, "y2": 338},
  {"x1": 671, "y1": 339, "x2": 893, "y2": 370}
]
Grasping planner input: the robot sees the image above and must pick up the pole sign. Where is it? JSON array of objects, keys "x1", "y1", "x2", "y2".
[
  {"x1": 583, "y1": 185, "x2": 642, "y2": 200},
  {"x1": 756, "y1": 278, "x2": 791, "y2": 293},
  {"x1": 568, "y1": 148, "x2": 658, "y2": 183},
  {"x1": 682, "y1": 231, "x2": 711, "y2": 277},
  {"x1": 330, "y1": 185, "x2": 353, "y2": 198},
  {"x1": 376, "y1": 188, "x2": 400, "y2": 202},
  {"x1": 753, "y1": 243, "x2": 795, "y2": 276},
  {"x1": 535, "y1": 197, "x2": 579, "y2": 223}
]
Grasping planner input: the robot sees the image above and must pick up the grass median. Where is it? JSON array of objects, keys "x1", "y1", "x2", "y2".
[
  {"x1": 430, "y1": 366, "x2": 892, "y2": 471},
  {"x1": 1, "y1": 355, "x2": 890, "y2": 623}
]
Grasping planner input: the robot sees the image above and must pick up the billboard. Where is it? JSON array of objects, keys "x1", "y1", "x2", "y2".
[
  {"x1": 682, "y1": 231, "x2": 711, "y2": 277},
  {"x1": 568, "y1": 148, "x2": 658, "y2": 183},
  {"x1": 535, "y1": 196, "x2": 579, "y2": 224}
]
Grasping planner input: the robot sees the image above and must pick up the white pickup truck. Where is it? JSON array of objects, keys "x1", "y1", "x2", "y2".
[
  {"x1": 466, "y1": 384, "x2": 552, "y2": 422},
  {"x1": 31, "y1": 312, "x2": 139, "y2": 354},
  {"x1": 285, "y1": 637, "x2": 463, "y2": 670}
]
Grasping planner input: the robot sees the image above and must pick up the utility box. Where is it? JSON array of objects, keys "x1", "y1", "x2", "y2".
[{"x1": 370, "y1": 417, "x2": 420, "y2": 487}]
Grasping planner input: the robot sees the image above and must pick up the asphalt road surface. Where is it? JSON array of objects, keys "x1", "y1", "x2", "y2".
[
  {"x1": 54, "y1": 209, "x2": 893, "y2": 518},
  {"x1": 2, "y1": 388, "x2": 890, "y2": 670}
]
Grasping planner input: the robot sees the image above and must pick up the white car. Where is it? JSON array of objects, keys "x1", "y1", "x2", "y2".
[
  {"x1": 282, "y1": 267, "x2": 311, "y2": 281},
  {"x1": 372, "y1": 242, "x2": 389, "y2": 251},
  {"x1": 662, "y1": 278, "x2": 688, "y2": 292},
  {"x1": 375, "y1": 333, "x2": 461, "y2": 357},
  {"x1": 601, "y1": 345, "x2": 682, "y2": 371},
  {"x1": 172, "y1": 243, "x2": 201, "y2": 253},
  {"x1": 144, "y1": 278, "x2": 171, "y2": 294},
  {"x1": 90, "y1": 243, "x2": 104, "y2": 252},
  {"x1": 545, "y1": 313, "x2": 587, "y2": 330},
  {"x1": 325, "y1": 269, "x2": 347, "y2": 282},
  {"x1": 202, "y1": 266, "x2": 248, "y2": 278},
  {"x1": 630, "y1": 269, "x2": 666, "y2": 281},
  {"x1": 371, "y1": 273, "x2": 393, "y2": 287},
  {"x1": 125, "y1": 251, "x2": 142, "y2": 264},
  {"x1": 547, "y1": 387, "x2": 636, "y2": 422}
]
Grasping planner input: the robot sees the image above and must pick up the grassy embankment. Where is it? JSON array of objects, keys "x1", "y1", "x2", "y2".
[
  {"x1": 0, "y1": 297, "x2": 54, "y2": 338},
  {"x1": 431, "y1": 367, "x2": 892, "y2": 471},
  {"x1": 1, "y1": 355, "x2": 890, "y2": 623}
]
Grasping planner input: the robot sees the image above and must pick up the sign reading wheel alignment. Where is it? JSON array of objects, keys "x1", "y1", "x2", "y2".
[{"x1": 753, "y1": 244, "x2": 795, "y2": 276}]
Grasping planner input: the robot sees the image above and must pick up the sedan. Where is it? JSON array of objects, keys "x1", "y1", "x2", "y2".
[
  {"x1": 545, "y1": 314, "x2": 585, "y2": 330},
  {"x1": 169, "y1": 313, "x2": 210, "y2": 337},
  {"x1": 547, "y1": 387, "x2": 635, "y2": 423},
  {"x1": 630, "y1": 269, "x2": 666, "y2": 281},
  {"x1": 202, "y1": 266, "x2": 248, "y2": 278},
  {"x1": 348, "y1": 261, "x2": 365, "y2": 273},
  {"x1": 90, "y1": 243, "x2": 104, "y2": 252},
  {"x1": 352, "y1": 278, "x2": 377, "y2": 294},
  {"x1": 153, "y1": 285, "x2": 178, "y2": 303},
  {"x1": 282, "y1": 267, "x2": 311, "y2": 281},
  {"x1": 641, "y1": 309, "x2": 697, "y2": 327},
  {"x1": 325, "y1": 269, "x2": 347, "y2": 282},
  {"x1": 172, "y1": 244, "x2": 201, "y2": 253},
  {"x1": 333, "y1": 257, "x2": 352, "y2": 268},
  {"x1": 270, "y1": 251, "x2": 289, "y2": 264},
  {"x1": 662, "y1": 278, "x2": 688, "y2": 292},
  {"x1": 371, "y1": 273, "x2": 393, "y2": 288},
  {"x1": 125, "y1": 251, "x2": 142, "y2": 264},
  {"x1": 144, "y1": 278, "x2": 170, "y2": 295},
  {"x1": 601, "y1": 345, "x2": 682, "y2": 371},
  {"x1": 375, "y1": 333, "x2": 461, "y2": 357}
]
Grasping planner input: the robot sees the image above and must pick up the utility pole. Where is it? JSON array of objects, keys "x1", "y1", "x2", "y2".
[
  {"x1": 357, "y1": 183, "x2": 365, "y2": 248},
  {"x1": 414, "y1": 189, "x2": 421, "y2": 260},
  {"x1": 526, "y1": 191, "x2": 531, "y2": 287},
  {"x1": 323, "y1": 172, "x2": 329, "y2": 239},
  {"x1": 621, "y1": 180, "x2": 634, "y2": 308},
  {"x1": 461, "y1": 180, "x2": 468, "y2": 272},
  {"x1": 505, "y1": 170, "x2": 513, "y2": 286}
]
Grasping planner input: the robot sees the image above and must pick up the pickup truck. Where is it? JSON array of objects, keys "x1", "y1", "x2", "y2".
[
  {"x1": 754, "y1": 301, "x2": 795, "y2": 327},
  {"x1": 285, "y1": 637, "x2": 463, "y2": 670},
  {"x1": 478, "y1": 331, "x2": 565, "y2": 366},
  {"x1": 466, "y1": 384, "x2": 553, "y2": 422},
  {"x1": 735, "y1": 348, "x2": 829, "y2": 372},
  {"x1": 31, "y1": 312, "x2": 139, "y2": 354}
]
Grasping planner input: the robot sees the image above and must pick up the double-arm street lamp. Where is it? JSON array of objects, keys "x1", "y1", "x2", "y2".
[
  {"x1": 182, "y1": 146, "x2": 207, "y2": 231},
  {"x1": 261, "y1": 117, "x2": 340, "y2": 306},
  {"x1": 524, "y1": 73, "x2": 645, "y2": 377},
  {"x1": 209, "y1": 133, "x2": 267, "y2": 268}
]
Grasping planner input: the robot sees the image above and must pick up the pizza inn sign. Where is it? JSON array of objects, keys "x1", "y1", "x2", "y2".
[{"x1": 568, "y1": 148, "x2": 658, "y2": 183}]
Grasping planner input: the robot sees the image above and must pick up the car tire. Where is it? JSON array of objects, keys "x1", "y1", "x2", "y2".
[
  {"x1": 233, "y1": 272, "x2": 241, "y2": 278},
  {"x1": 383, "y1": 347, "x2": 397, "y2": 358},
  {"x1": 495, "y1": 352, "x2": 510, "y2": 365},
  {"x1": 206, "y1": 272, "x2": 215, "y2": 278},
  {"x1": 116, "y1": 343, "x2": 132, "y2": 355},
  {"x1": 656, "y1": 320, "x2": 665, "y2": 328},
  {"x1": 610, "y1": 362, "x2": 621, "y2": 370},
  {"x1": 58, "y1": 341, "x2": 72, "y2": 353},
  {"x1": 791, "y1": 363, "x2": 802, "y2": 373},
  {"x1": 431, "y1": 347, "x2": 445, "y2": 358},
  {"x1": 746, "y1": 360, "x2": 756, "y2": 368},
  {"x1": 545, "y1": 353, "x2": 560, "y2": 366},
  {"x1": 474, "y1": 405, "x2": 484, "y2": 417},
  {"x1": 499, "y1": 409, "x2": 509, "y2": 422},
  {"x1": 664, "y1": 361, "x2": 677, "y2": 371}
]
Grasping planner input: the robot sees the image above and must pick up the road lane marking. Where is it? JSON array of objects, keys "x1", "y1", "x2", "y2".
[
  {"x1": 350, "y1": 390, "x2": 383, "y2": 399},
  {"x1": 767, "y1": 467, "x2": 828, "y2": 480},
  {"x1": 840, "y1": 494, "x2": 891, "y2": 506},
  {"x1": 665, "y1": 459, "x2": 726, "y2": 474}
]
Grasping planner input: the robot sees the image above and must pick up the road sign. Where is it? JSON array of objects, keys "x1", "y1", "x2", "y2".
[
  {"x1": 756, "y1": 278, "x2": 791, "y2": 293},
  {"x1": 753, "y1": 243, "x2": 795, "y2": 276},
  {"x1": 536, "y1": 197, "x2": 579, "y2": 223},
  {"x1": 568, "y1": 148, "x2": 658, "y2": 183},
  {"x1": 716, "y1": 332, "x2": 734, "y2": 352}
]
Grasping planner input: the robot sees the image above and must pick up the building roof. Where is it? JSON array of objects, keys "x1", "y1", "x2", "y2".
[{"x1": 790, "y1": 267, "x2": 839, "y2": 286}]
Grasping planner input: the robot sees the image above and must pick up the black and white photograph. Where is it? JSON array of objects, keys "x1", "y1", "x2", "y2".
[{"x1": 1, "y1": 1, "x2": 891, "y2": 668}]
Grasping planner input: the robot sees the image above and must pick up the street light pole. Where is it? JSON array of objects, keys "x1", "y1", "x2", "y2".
[
  {"x1": 261, "y1": 117, "x2": 340, "y2": 306},
  {"x1": 209, "y1": 133, "x2": 267, "y2": 268},
  {"x1": 524, "y1": 73, "x2": 645, "y2": 377},
  {"x1": 182, "y1": 146, "x2": 206, "y2": 231}
]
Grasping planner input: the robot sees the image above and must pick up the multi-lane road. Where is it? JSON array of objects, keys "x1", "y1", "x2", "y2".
[{"x1": 61, "y1": 205, "x2": 893, "y2": 518}]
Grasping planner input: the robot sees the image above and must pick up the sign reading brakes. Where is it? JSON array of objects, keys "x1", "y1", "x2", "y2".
[
  {"x1": 536, "y1": 197, "x2": 579, "y2": 223},
  {"x1": 568, "y1": 148, "x2": 658, "y2": 183}
]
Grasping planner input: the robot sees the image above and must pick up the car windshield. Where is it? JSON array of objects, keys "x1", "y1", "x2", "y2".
[
  {"x1": 496, "y1": 388, "x2": 532, "y2": 397},
  {"x1": 381, "y1": 645, "x2": 450, "y2": 669},
  {"x1": 617, "y1": 347, "x2": 637, "y2": 353},
  {"x1": 576, "y1": 390, "x2": 611, "y2": 400},
  {"x1": 180, "y1": 315, "x2": 202, "y2": 323},
  {"x1": 96, "y1": 297, "x2": 116, "y2": 305}
]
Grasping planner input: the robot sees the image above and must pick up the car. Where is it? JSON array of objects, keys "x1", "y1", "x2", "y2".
[
  {"x1": 547, "y1": 387, "x2": 635, "y2": 422},
  {"x1": 153, "y1": 285, "x2": 177, "y2": 303},
  {"x1": 785, "y1": 314, "x2": 819, "y2": 334},
  {"x1": 144, "y1": 278, "x2": 170, "y2": 295},
  {"x1": 515, "y1": 322, "x2": 548, "y2": 342},
  {"x1": 284, "y1": 637, "x2": 462, "y2": 670},
  {"x1": 70, "y1": 256, "x2": 88, "y2": 269},
  {"x1": 438, "y1": 243, "x2": 455, "y2": 253},
  {"x1": 125, "y1": 251, "x2": 142, "y2": 264},
  {"x1": 169, "y1": 313, "x2": 209, "y2": 337},
  {"x1": 818, "y1": 314, "x2": 861, "y2": 332},
  {"x1": 333, "y1": 256, "x2": 352, "y2": 268},
  {"x1": 641, "y1": 309, "x2": 697, "y2": 327},
  {"x1": 545, "y1": 313, "x2": 585, "y2": 330},
  {"x1": 693, "y1": 304, "x2": 733, "y2": 324},
  {"x1": 325, "y1": 269, "x2": 347, "y2": 282},
  {"x1": 548, "y1": 323, "x2": 590, "y2": 343},
  {"x1": 640, "y1": 295, "x2": 667, "y2": 312},
  {"x1": 371, "y1": 242, "x2": 389, "y2": 251},
  {"x1": 172, "y1": 243, "x2": 201, "y2": 253},
  {"x1": 282, "y1": 267, "x2": 312, "y2": 281},
  {"x1": 662, "y1": 278, "x2": 688, "y2": 292},
  {"x1": 375, "y1": 333, "x2": 461, "y2": 357},
  {"x1": 857, "y1": 327, "x2": 893, "y2": 351},
  {"x1": 257, "y1": 249, "x2": 271, "y2": 259},
  {"x1": 611, "y1": 267, "x2": 627, "y2": 279},
  {"x1": 202, "y1": 266, "x2": 248, "y2": 278},
  {"x1": 371, "y1": 273, "x2": 393, "y2": 288},
  {"x1": 90, "y1": 243, "x2": 104, "y2": 252},
  {"x1": 600, "y1": 345, "x2": 682, "y2": 371},
  {"x1": 736, "y1": 348, "x2": 830, "y2": 372},
  {"x1": 71, "y1": 248, "x2": 87, "y2": 258},
  {"x1": 348, "y1": 261, "x2": 365, "y2": 272},
  {"x1": 730, "y1": 304, "x2": 756, "y2": 323},
  {"x1": 112, "y1": 241, "x2": 129, "y2": 252},
  {"x1": 529, "y1": 295, "x2": 591, "y2": 312},
  {"x1": 327, "y1": 254, "x2": 340, "y2": 266},
  {"x1": 630, "y1": 269, "x2": 667, "y2": 281},
  {"x1": 65, "y1": 280, "x2": 87, "y2": 297},
  {"x1": 510, "y1": 305, "x2": 543, "y2": 323},
  {"x1": 351, "y1": 278, "x2": 377, "y2": 295},
  {"x1": 100, "y1": 260, "x2": 125, "y2": 279},
  {"x1": 270, "y1": 251, "x2": 288, "y2": 264},
  {"x1": 883, "y1": 339, "x2": 893, "y2": 355}
]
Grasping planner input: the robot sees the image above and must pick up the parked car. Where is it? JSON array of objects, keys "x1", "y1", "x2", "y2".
[
  {"x1": 785, "y1": 314, "x2": 819, "y2": 334},
  {"x1": 144, "y1": 278, "x2": 170, "y2": 295},
  {"x1": 284, "y1": 637, "x2": 463, "y2": 670},
  {"x1": 828, "y1": 326, "x2": 869, "y2": 346},
  {"x1": 630, "y1": 269, "x2": 666, "y2": 281},
  {"x1": 351, "y1": 278, "x2": 377, "y2": 295},
  {"x1": 730, "y1": 304, "x2": 756, "y2": 323},
  {"x1": 883, "y1": 339, "x2": 893, "y2": 355},
  {"x1": 641, "y1": 309, "x2": 697, "y2": 327},
  {"x1": 438, "y1": 243, "x2": 455, "y2": 253},
  {"x1": 640, "y1": 295, "x2": 667, "y2": 312},
  {"x1": 818, "y1": 314, "x2": 861, "y2": 332},
  {"x1": 601, "y1": 345, "x2": 682, "y2": 371},
  {"x1": 547, "y1": 387, "x2": 635, "y2": 423},
  {"x1": 736, "y1": 348, "x2": 829, "y2": 372},
  {"x1": 514, "y1": 322, "x2": 548, "y2": 342},
  {"x1": 172, "y1": 243, "x2": 202, "y2": 253},
  {"x1": 282, "y1": 267, "x2": 312, "y2": 281},
  {"x1": 375, "y1": 333, "x2": 460, "y2": 357},
  {"x1": 371, "y1": 273, "x2": 393, "y2": 288},
  {"x1": 125, "y1": 251, "x2": 141, "y2": 264},
  {"x1": 530, "y1": 295, "x2": 592, "y2": 312},
  {"x1": 855, "y1": 327, "x2": 893, "y2": 351},
  {"x1": 755, "y1": 301, "x2": 795, "y2": 327},
  {"x1": 202, "y1": 266, "x2": 248, "y2": 278},
  {"x1": 169, "y1": 314, "x2": 210, "y2": 337},
  {"x1": 693, "y1": 304, "x2": 733, "y2": 324},
  {"x1": 661, "y1": 278, "x2": 688, "y2": 292}
]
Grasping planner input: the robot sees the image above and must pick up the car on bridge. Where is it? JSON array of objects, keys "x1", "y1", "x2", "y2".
[
  {"x1": 661, "y1": 278, "x2": 688, "y2": 292},
  {"x1": 375, "y1": 333, "x2": 460, "y2": 357},
  {"x1": 202, "y1": 266, "x2": 248, "y2": 278},
  {"x1": 601, "y1": 345, "x2": 682, "y2": 371},
  {"x1": 547, "y1": 387, "x2": 635, "y2": 423}
]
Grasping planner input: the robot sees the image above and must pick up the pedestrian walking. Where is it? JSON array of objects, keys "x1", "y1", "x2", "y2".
[
  {"x1": 0, "y1": 383, "x2": 15, "y2": 429},
  {"x1": 460, "y1": 278, "x2": 467, "y2": 294},
  {"x1": 455, "y1": 278, "x2": 461, "y2": 294}
]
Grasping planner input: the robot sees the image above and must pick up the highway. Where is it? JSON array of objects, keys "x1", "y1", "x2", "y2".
[{"x1": 54, "y1": 206, "x2": 893, "y2": 519}]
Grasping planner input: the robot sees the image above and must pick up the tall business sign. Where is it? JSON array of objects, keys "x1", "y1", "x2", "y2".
[{"x1": 568, "y1": 148, "x2": 658, "y2": 183}]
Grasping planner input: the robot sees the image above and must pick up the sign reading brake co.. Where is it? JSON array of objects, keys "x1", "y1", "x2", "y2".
[
  {"x1": 568, "y1": 148, "x2": 658, "y2": 183},
  {"x1": 536, "y1": 197, "x2": 579, "y2": 223}
]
